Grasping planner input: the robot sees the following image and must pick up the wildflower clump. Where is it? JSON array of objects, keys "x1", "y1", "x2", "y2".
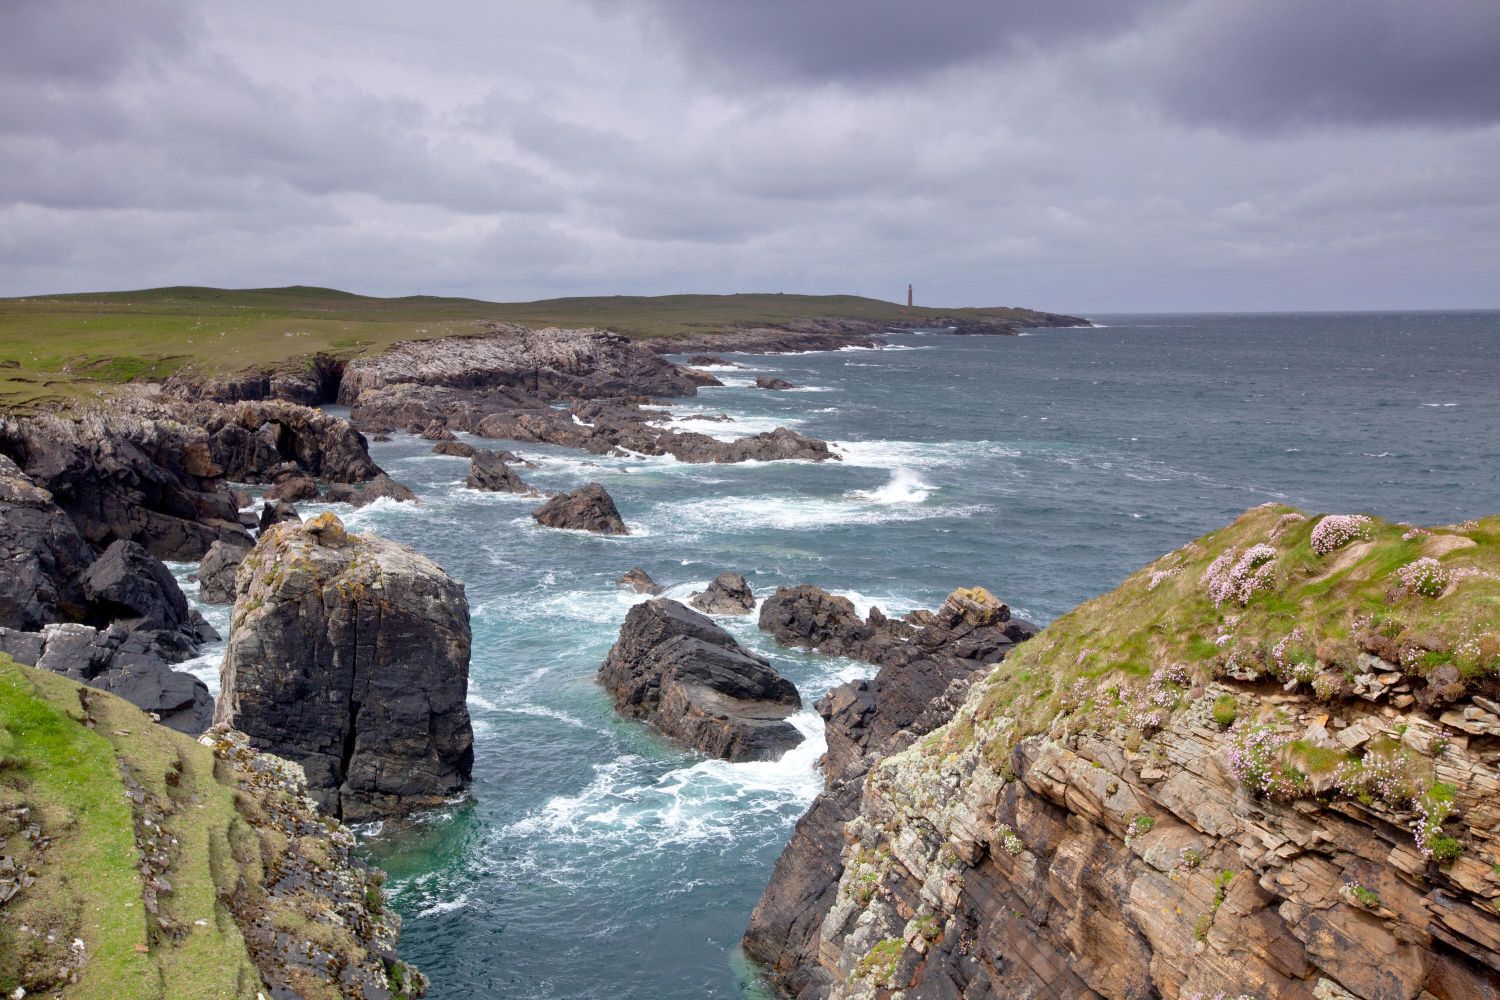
[
  {"x1": 1311, "y1": 514, "x2": 1371, "y2": 555},
  {"x1": 1396, "y1": 557, "x2": 1449, "y2": 598},
  {"x1": 1202, "y1": 544, "x2": 1278, "y2": 606},
  {"x1": 1341, "y1": 882, "x2": 1381, "y2": 908},
  {"x1": 1226, "y1": 721, "x2": 1307, "y2": 800},
  {"x1": 1414, "y1": 783, "x2": 1462, "y2": 863},
  {"x1": 1131, "y1": 664, "x2": 1190, "y2": 731}
]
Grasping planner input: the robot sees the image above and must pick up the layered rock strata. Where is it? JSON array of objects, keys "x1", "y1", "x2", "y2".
[
  {"x1": 215, "y1": 513, "x2": 474, "y2": 821},
  {"x1": 598, "y1": 598, "x2": 803, "y2": 761},
  {"x1": 751, "y1": 508, "x2": 1500, "y2": 1000}
]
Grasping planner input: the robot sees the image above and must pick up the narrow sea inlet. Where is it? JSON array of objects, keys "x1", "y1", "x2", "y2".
[{"x1": 183, "y1": 313, "x2": 1498, "y2": 998}]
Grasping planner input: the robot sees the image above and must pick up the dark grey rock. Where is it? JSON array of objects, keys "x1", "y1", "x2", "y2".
[
  {"x1": 597, "y1": 598, "x2": 802, "y2": 762},
  {"x1": 216, "y1": 514, "x2": 473, "y2": 821},
  {"x1": 258, "y1": 500, "x2": 301, "y2": 532},
  {"x1": 0, "y1": 454, "x2": 93, "y2": 631},
  {"x1": 755, "y1": 376, "x2": 798, "y2": 391},
  {"x1": 532, "y1": 482, "x2": 628, "y2": 535},
  {"x1": 466, "y1": 451, "x2": 536, "y2": 495},
  {"x1": 197, "y1": 539, "x2": 250, "y2": 605},
  {"x1": 689, "y1": 572, "x2": 756, "y2": 616},
  {"x1": 320, "y1": 473, "x2": 419, "y2": 508}
]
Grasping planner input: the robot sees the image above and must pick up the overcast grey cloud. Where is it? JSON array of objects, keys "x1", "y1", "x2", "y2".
[{"x1": 0, "y1": 0, "x2": 1496, "y2": 310}]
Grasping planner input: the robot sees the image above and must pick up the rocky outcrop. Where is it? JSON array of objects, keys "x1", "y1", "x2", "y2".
[
  {"x1": 0, "y1": 410, "x2": 250, "y2": 560},
  {"x1": 215, "y1": 513, "x2": 474, "y2": 821},
  {"x1": 756, "y1": 376, "x2": 799, "y2": 391},
  {"x1": 759, "y1": 584, "x2": 1038, "y2": 668},
  {"x1": 532, "y1": 482, "x2": 629, "y2": 535},
  {"x1": 466, "y1": 450, "x2": 536, "y2": 494},
  {"x1": 752, "y1": 508, "x2": 1500, "y2": 1000},
  {"x1": 195, "y1": 538, "x2": 249, "y2": 604},
  {"x1": 162, "y1": 352, "x2": 346, "y2": 405},
  {"x1": 433, "y1": 439, "x2": 479, "y2": 458},
  {"x1": 338, "y1": 326, "x2": 710, "y2": 404},
  {"x1": 598, "y1": 598, "x2": 803, "y2": 761},
  {"x1": 687, "y1": 355, "x2": 738, "y2": 367},
  {"x1": 744, "y1": 586, "x2": 1038, "y2": 994},
  {"x1": 0, "y1": 453, "x2": 92, "y2": 631},
  {"x1": 690, "y1": 572, "x2": 756, "y2": 615},
  {"x1": 354, "y1": 387, "x2": 838, "y2": 465},
  {"x1": 619, "y1": 567, "x2": 665, "y2": 595},
  {"x1": 0, "y1": 622, "x2": 213, "y2": 733},
  {"x1": 183, "y1": 399, "x2": 380, "y2": 484}
]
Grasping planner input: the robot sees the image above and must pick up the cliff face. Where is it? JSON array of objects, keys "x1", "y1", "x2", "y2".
[
  {"x1": 216, "y1": 513, "x2": 474, "y2": 822},
  {"x1": 754, "y1": 507, "x2": 1500, "y2": 1000},
  {"x1": 0, "y1": 656, "x2": 424, "y2": 999}
]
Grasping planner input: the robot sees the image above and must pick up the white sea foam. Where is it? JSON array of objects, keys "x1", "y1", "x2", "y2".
[
  {"x1": 846, "y1": 468, "x2": 933, "y2": 504},
  {"x1": 659, "y1": 493, "x2": 984, "y2": 533},
  {"x1": 831, "y1": 439, "x2": 1022, "y2": 470},
  {"x1": 417, "y1": 893, "x2": 472, "y2": 918}
]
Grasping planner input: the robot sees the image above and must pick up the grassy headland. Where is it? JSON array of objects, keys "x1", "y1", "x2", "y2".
[{"x1": 0, "y1": 285, "x2": 1069, "y2": 411}]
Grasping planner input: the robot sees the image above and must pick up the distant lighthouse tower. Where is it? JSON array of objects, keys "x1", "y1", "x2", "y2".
[{"x1": 907, "y1": 283, "x2": 913, "y2": 307}]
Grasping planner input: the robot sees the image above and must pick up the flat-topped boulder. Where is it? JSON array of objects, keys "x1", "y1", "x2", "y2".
[
  {"x1": 690, "y1": 572, "x2": 756, "y2": 615},
  {"x1": 466, "y1": 451, "x2": 536, "y2": 495},
  {"x1": 215, "y1": 512, "x2": 473, "y2": 821},
  {"x1": 598, "y1": 599, "x2": 803, "y2": 761},
  {"x1": 532, "y1": 482, "x2": 629, "y2": 535}
]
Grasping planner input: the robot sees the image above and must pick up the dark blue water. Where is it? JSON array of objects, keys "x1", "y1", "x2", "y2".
[{"x1": 188, "y1": 312, "x2": 1500, "y2": 999}]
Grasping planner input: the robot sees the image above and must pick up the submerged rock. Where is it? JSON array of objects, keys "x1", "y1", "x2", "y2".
[
  {"x1": 432, "y1": 439, "x2": 479, "y2": 459},
  {"x1": 618, "y1": 567, "x2": 665, "y2": 595},
  {"x1": 320, "y1": 472, "x2": 419, "y2": 507},
  {"x1": 466, "y1": 450, "x2": 536, "y2": 494},
  {"x1": 532, "y1": 482, "x2": 629, "y2": 535},
  {"x1": 598, "y1": 599, "x2": 803, "y2": 761},
  {"x1": 755, "y1": 376, "x2": 799, "y2": 391},
  {"x1": 216, "y1": 513, "x2": 474, "y2": 821},
  {"x1": 690, "y1": 572, "x2": 756, "y2": 615}
]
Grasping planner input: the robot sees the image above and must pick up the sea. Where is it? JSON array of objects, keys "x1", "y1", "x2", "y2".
[{"x1": 174, "y1": 311, "x2": 1500, "y2": 999}]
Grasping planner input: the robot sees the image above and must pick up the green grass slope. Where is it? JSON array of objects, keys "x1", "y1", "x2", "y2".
[
  {"x1": 0, "y1": 656, "x2": 417, "y2": 999},
  {"x1": 0, "y1": 286, "x2": 1071, "y2": 410}
]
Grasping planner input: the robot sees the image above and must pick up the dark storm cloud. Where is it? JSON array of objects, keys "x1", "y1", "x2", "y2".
[
  {"x1": 0, "y1": 0, "x2": 192, "y2": 84},
  {"x1": 0, "y1": 0, "x2": 1496, "y2": 309},
  {"x1": 607, "y1": 0, "x2": 1166, "y2": 83},
  {"x1": 1131, "y1": 0, "x2": 1500, "y2": 130}
]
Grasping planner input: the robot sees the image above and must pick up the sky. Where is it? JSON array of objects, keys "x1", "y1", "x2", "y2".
[{"x1": 2, "y1": 0, "x2": 1498, "y2": 312}]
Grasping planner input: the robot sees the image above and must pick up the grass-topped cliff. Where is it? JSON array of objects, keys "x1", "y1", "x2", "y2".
[
  {"x1": 0, "y1": 655, "x2": 423, "y2": 999},
  {"x1": 0, "y1": 286, "x2": 1076, "y2": 411},
  {"x1": 812, "y1": 506, "x2": 1500, "y2": 998}
]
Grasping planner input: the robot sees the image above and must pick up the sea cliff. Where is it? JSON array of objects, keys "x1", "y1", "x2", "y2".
[{"x1": 747, "y1": 506, "x2": 1500, "y2": 999}]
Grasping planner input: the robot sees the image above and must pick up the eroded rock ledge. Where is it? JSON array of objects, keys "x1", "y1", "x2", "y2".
[
  {"x1": 598, "y1": 598, "x2": 803, "y2": 761},
  {"x1": 751, "y1": 507, "x2": 1500, "y2": 1000},
  {"x1": 216, "y1": 513, "x2": 474, "y2": 822}
]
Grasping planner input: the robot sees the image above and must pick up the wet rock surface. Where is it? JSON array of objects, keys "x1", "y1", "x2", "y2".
[
  {"x1": 216, "y1": 513, "x2": 474, "y2": 821},
  {"x1": 466, "y1": 450, "x2": 536, "y2": 494},
  {"x1": 598, "y1": 598, "x2": 803, "y2": 761},
  {"x1": 690, "y1": 572, "x2": 756, "y2": 615},
  {"x1": 0, "y1": 453, "x2": 92, "y2": 631},
  {"x1": 532, "y1": 482, "x2": 629, "y2": 535},
  {"x1": 756, "y1": 376, "x2": 799, "y2": 391}
]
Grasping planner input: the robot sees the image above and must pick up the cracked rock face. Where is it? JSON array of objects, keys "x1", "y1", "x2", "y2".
[
  {"x1": 598, "y1": 598, "x2": 804, "y2": 762},
  {"x1": 215, "y1": 513, "x2": 474, "y2": 821}
]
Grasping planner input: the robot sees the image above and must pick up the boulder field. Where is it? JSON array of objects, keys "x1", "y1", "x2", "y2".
[
  {"x1": 215, "y1": 513, "x2": 474, "y2": 822},
  {"x1": 598, "y1": 598, "x2": 803, "y2": 762}
]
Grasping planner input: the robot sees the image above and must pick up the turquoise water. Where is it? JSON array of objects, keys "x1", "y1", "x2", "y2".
[{"x1": 191, "y1": 312, "x2": 1500, "y2": 999}]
